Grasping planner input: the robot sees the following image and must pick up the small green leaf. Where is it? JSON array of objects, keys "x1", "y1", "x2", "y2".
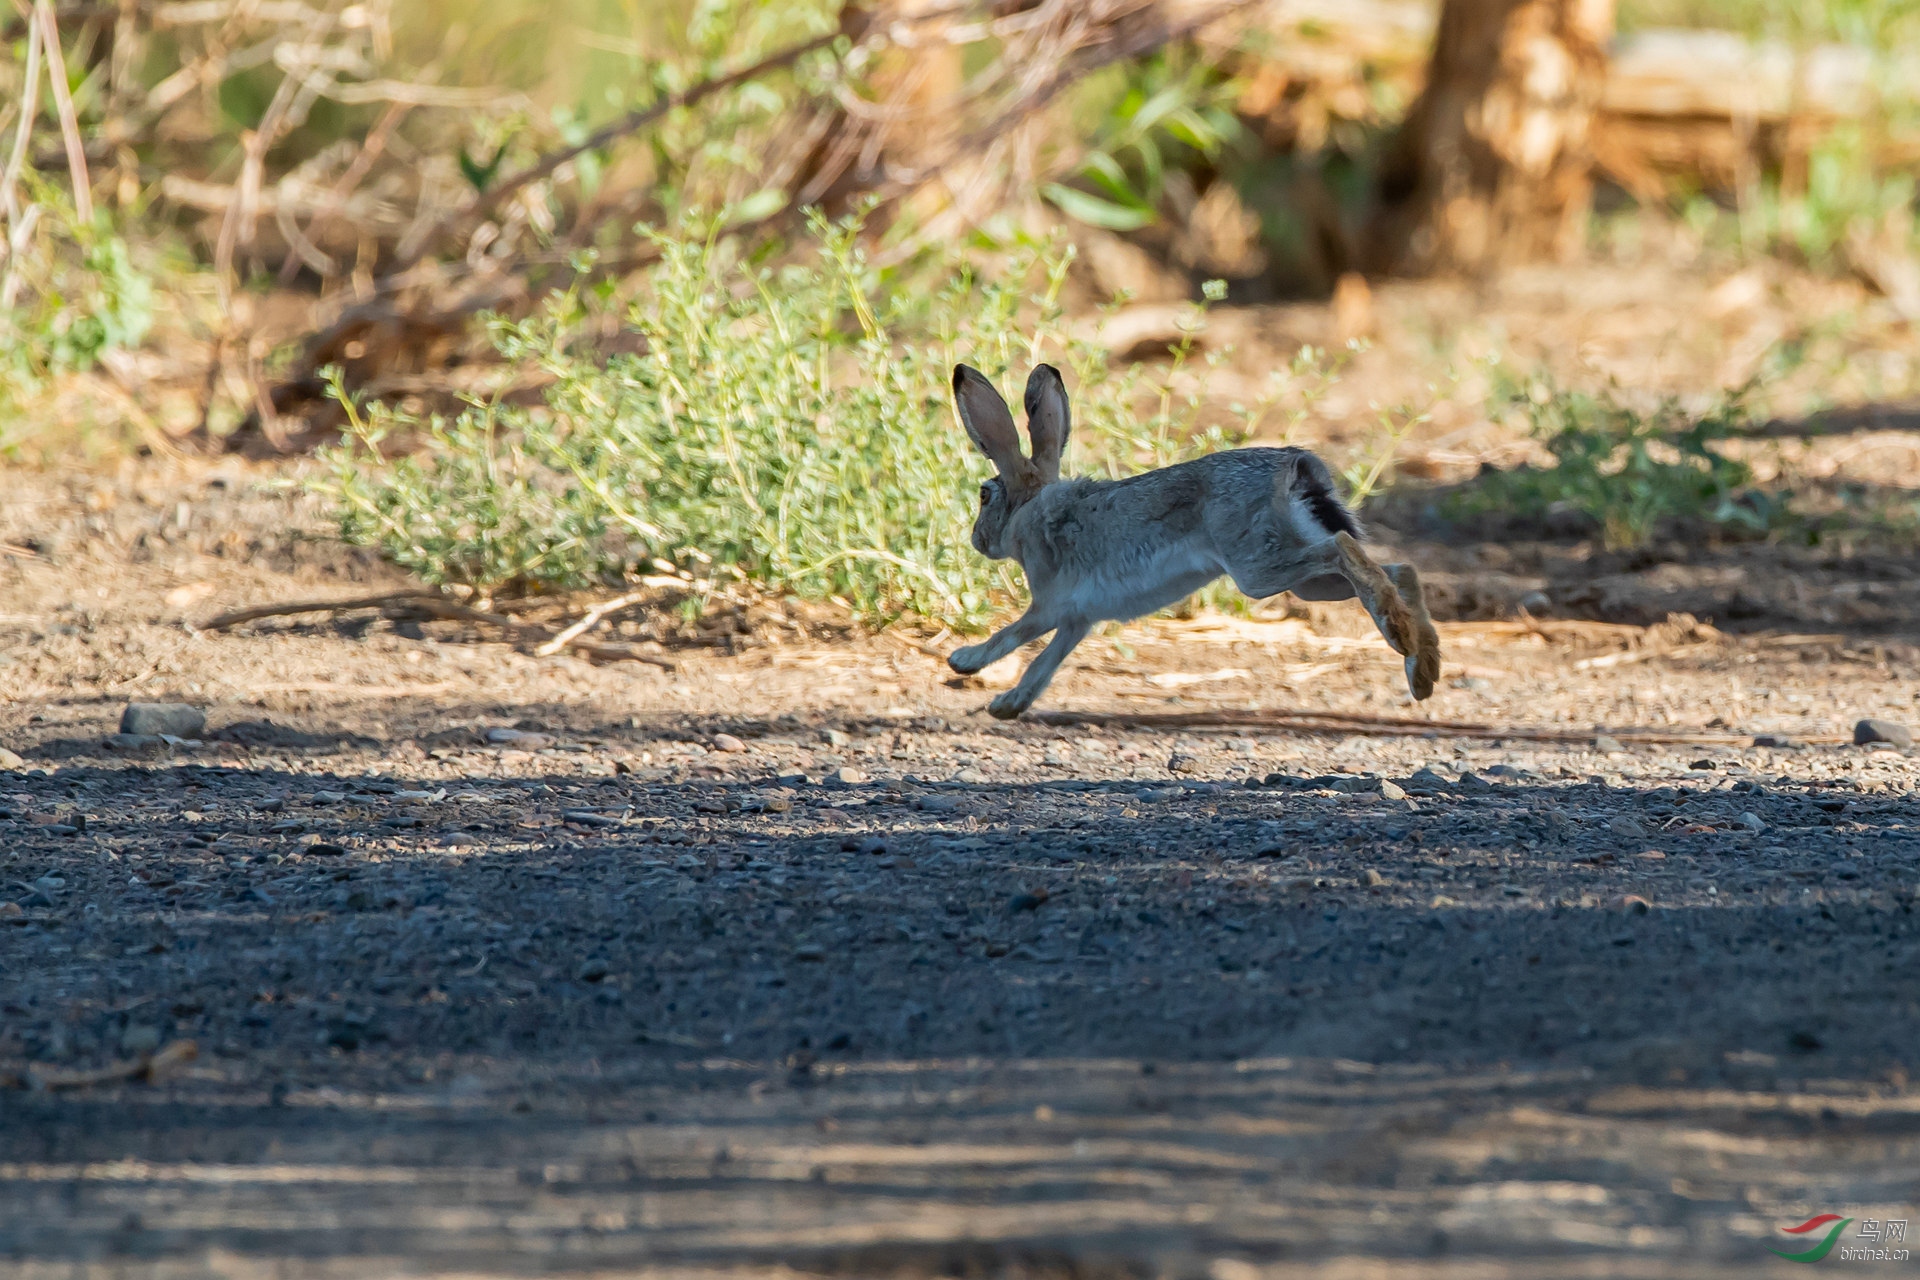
[{"x1": 1042, "y1": 183, "x2": 1154, "y2": 231}]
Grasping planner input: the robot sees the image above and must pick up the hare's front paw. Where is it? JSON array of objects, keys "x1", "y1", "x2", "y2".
[
  {"x1": 986, "y1": 690, "x2": 1028, "y2": 720},
  {"x1": 948, "y1": 644, "x2": 990, "y2": 675}
]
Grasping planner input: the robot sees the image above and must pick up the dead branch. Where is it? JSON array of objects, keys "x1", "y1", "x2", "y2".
[
  {"x1": 200, "y1": 590, "x2": 446, "y2": 629},
  {"x1": 1027, "y1": 707, "x2": 1848, "y2": 746},
  {"x1": 201, "y1": 589, "x2": 677, "y2": 670}
]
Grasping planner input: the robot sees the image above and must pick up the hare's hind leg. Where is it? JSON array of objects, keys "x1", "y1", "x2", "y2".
[
  {"x1": 1383, "y1": 562, "x2": 1442, "y2": 701},
  {"x1": 1227, "y1": 532, "x2": 1430, "y2": 699}
]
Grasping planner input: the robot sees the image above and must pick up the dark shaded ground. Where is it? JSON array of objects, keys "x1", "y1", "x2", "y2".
[{"x1": 2, "y1": 731, "x2": 1917, "y2": 1277}]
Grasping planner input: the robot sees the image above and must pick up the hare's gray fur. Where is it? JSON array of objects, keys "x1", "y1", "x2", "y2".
[{"x1": 949, "y1": 362, "x2": 1441, "y2": 720}]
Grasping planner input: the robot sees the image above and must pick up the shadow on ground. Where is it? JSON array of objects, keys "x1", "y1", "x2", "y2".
[{"x1": 2, "y1": 749, "x2": 1916, "y2": 1276}]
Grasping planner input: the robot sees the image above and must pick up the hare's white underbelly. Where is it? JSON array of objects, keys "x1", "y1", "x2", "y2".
[{"x1": 1061, "y1": 538, "x2": 1224, "y2": 623}]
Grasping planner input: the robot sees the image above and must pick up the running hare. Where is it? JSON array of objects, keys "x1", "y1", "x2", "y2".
[{"x1": 947, "y1": 363, "x2": 1441, "y2": 720}]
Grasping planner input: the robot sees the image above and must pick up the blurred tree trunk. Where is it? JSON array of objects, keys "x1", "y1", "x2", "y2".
[{"x1": 1368, "y1": 0, "x2": 1616, "y2": 274}]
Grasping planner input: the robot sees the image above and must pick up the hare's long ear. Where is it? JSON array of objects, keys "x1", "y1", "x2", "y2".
[
  {"x1": 953, "y1": 365, "x2": 1025, "y2": 477},
  {"x1": 1024, "y1": 363, "x2": 1070, "y2": 483}
]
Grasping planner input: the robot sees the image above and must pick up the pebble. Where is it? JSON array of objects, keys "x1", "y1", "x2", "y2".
[
  {"x1": 822, "y1": 729, "x2": 851, "y2": 748},
  {"x1": 0, "y1": 902, "x2": 21, "y2": 920},
  {"x1": 1854, "y1": 718, "x2": 1913, "y2": 749},
  {"x1": 1832, "y1": 860, "x2": 1861, "y2": 880},
  {"x1": 1738, "y1": 811, "x2": 1766, "y2": 833},
  {"x1": 1361, "y1": 869, "x2": 1385, "y2": 887},
  {"x1": 0, "y1": 747, "x2": 23, "y2": 770},
  {"x1": 1007, "y1": 889, "x2": 1049, "y2": 912},
  {"x1": 1592, "y1": 735, "x2": 1625, "y2": 754},
  {"x1": 576, "y1": 958, "x2": 611, "y2": 982},
  {"x1": 1377, "y1": 780, "x2": 1407, "y2": 802},
  {"x1": 1167, "y1": 753, "x2": 1198, "y2": 775},
  {"x1": 794, "y1": 944, "x2": 827, "y2": 962},
  {"x1": 1613, "y1": 895, "x2": 1652, "y2": 915},
  {"x1": 1404, "y1": 767, "x2": 1451, "y2": 793},
  {"x1": 954, "y1": 767, "x2": 988, "y2": 784},
  {"x1": 711, "y1": 734, "x2": 747, "y2": 753},
  {"x1": 121, "y1": 703, "x2": 205, "y2": 737},
  {"x1": 485, "y1": 728, "x2": 555, "y2": 749},
  {"x1": 1752, "y1": 733, "x2": 1795, "y2": 748},
  {"x1": 303, "y1": 842, "x2": 347, "y2": 857},
  {"x1": 1609, "y1": 816, "x2": 1648, "y2": 839},
  {"x1": 829, "y1": 766, "x2": 868, "y2": 786},
  {"x1": 103, "y1": 733, "x2": 168, "y2": 752}
]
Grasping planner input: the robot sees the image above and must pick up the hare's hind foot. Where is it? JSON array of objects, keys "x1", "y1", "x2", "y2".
[
  {"x1": 1384, "y1": 561, "x2": 1442, "y2": 701},
  {"x1": 1331, "y1": 531, "x2": 1419, "y2": 657}
]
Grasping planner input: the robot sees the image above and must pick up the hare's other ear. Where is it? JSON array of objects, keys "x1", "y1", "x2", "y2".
[
  {"x1": 953, "y1": 364, "x2": 1025, "y2": 476},
  {"x1": 1024, "y1": 363, "x2": 1070, "y2": 482}
]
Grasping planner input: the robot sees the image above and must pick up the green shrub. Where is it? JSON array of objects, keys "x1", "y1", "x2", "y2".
[
  {"x1": 312, "y1": 214, "x2": 1322, "y2": 629},
  {"x1": 1456, "y1": 372, "x2": 1767, "y2": 550}
]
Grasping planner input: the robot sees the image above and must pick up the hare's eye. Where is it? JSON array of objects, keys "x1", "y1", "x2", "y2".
[{"x1": 978, "y1": 481, "x2": 995, "y2": 507}]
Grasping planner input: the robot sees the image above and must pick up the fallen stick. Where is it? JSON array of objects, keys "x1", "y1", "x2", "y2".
[
  {"x1": 534, "y1": 590, "x2": 651, "y2": 656},
  {"x1": 12, "y1": 1039, "x2": 197, "y2": 1092},
  {"x1": 410, "y1": 598, "x2": 677, "y2": 670},
  {"x1": 201, "y1": 590, "x2": 445, "y2": 630},
  {"x1": 1026, "y1": 707, "x2": 1850, "y2": 747},
  {"x1": 201, "y1": 590, "x2": 677, "y2": 670}
]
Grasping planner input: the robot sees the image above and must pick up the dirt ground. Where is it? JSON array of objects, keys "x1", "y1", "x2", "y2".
[{"x1": 0, "y1": 434, "x2": 1916, "y2": 1280}]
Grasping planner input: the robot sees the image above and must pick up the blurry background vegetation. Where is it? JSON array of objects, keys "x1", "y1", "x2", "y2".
[{"x1": 2, "y1": 0, "x2": 1918, "y2": 621}]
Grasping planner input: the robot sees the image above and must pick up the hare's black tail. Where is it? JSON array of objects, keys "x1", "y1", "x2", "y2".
[{"x1": 1286, "y1": 449, "x2": 1363, "y2": 540}]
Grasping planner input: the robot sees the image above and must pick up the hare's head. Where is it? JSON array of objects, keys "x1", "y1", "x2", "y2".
[{"x1": 952, "y1": 363, "x2": 1070, "y2": 560}]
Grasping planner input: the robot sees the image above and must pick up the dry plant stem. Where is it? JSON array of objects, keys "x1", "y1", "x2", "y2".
[
  {"x1": 34, "y1": 0, "x2": 92, "y2": 223},
  {"x1": 0, "y1": 0, "x2": 43, "y2": 308}
]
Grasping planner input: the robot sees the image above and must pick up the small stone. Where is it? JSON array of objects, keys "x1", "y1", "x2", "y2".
[
  {"x1": 1517, "y1": 590, "x2": 1551, "y2": 613},
  {"x1": 1361, "y1": 869, "x2": 1385, "y2": 887},
  {"x1": 120, "y1": 1024, "x2": 162, "y2": 1055},
  {"x1": 0, "y1": 747, "x2": 22, "y2": 770},
  {"x1": 955, "y1": 767, "x2": 988, "y2": 784},
  {"x1": 1008, "y1": 889, "x2": 1049, "y2": 912},
  {"x1": 1832, "y1": 860, "x2": 1860, "y2": 880},
  {"x1": 711, "y1": 733, "x2": 747, "y2": 753},
  {"x1": 576, "y1": 958, "x2": 611, "y2": 982},
  {"x1": 822, "y1": 729, "x2": 851, "y2": 748},
  {"x1": 794, "y1": 944, "x2": 827, "y2": 962},
  {"x1": 310, "y1": 790, "x2": 347, "y2": 805},
  {"x1": 1752, "y1": 733, "x2": 1795, "y2": 748},
  {"x1": 1429, "y1": 894, "x2": 1458, "y2": 907},
  {"x1": 1377, "y1": 779, "x2": 1407, "y2": 802},
  {"x1": 1613, "y1": 894, "x2": 1652, "y2": 915},
  {"x1": 762, "y1": 796, "x2": 793, "y2": 814},
  {"x1": 1167, "y1": 753, "x2": 1198, "y2": 775},
  {"x1": 0, "y1": 902, "x2": 21, "y2": 920},
  {"x1": 103, "y1": 733, "x2": 167, "y2": 752},
  {"x1": 303, "y1": 841, "x2": 347, "y2": 857},
  {"x1": 1738, "y1": 811, "x2": 1766, "y2": 833},
  {"x1": 120, "y1": 703, "x2": 205, "y2": 737},
  {"x1": 1404, "y1": 767, "x2": 1452, "y2": 792},
  {"x1": 1592, "y1": 735, "x2": 1625, "y2": 754},
  {"x1": 1609, "y1": 815, "x2": 1648, "y2": 839},
  {"x1": 829, "y1": 766, "x2": 868, "y2": 786},
  {"x1": 1854, "y1": 718, "x2": 1913, "y2": 749},
  {"x1": 916, "y1": 796, "x2": 960, "y2": 814}
]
